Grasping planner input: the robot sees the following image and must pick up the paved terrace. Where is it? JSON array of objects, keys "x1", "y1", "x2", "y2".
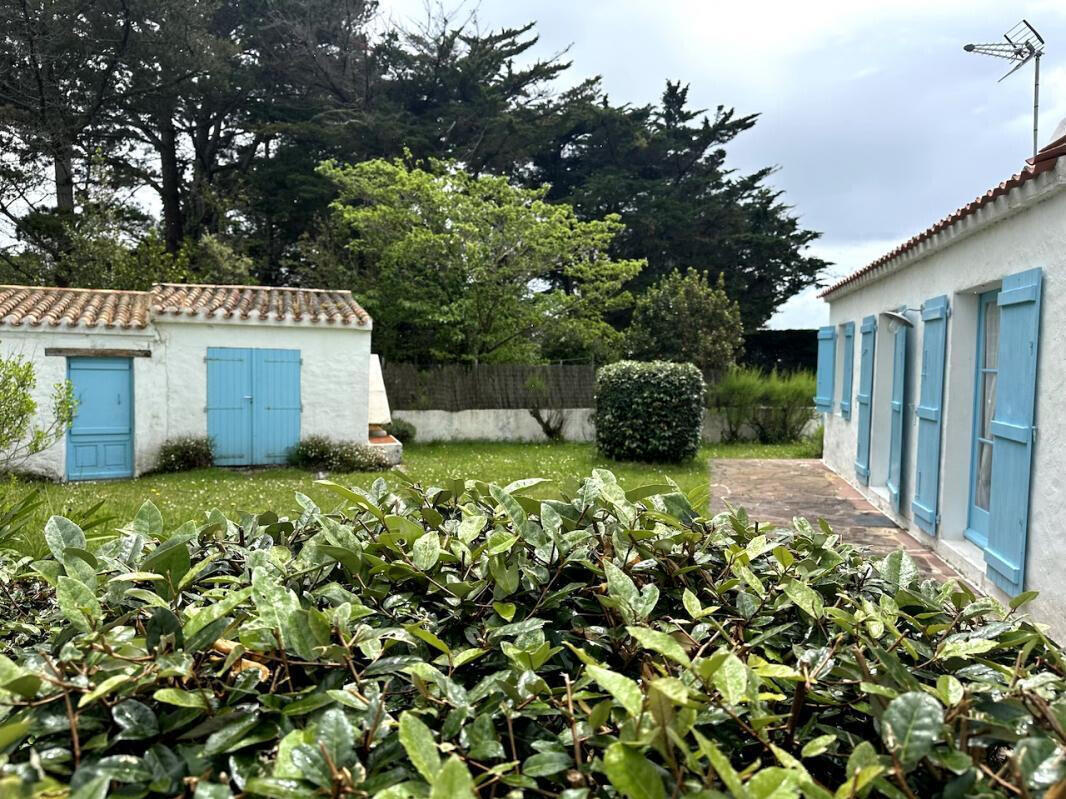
[{"x1": 710, "y1": 459, "x2": 959, "y2": 581}]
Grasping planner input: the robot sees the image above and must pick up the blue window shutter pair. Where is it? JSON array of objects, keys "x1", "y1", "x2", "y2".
[
  {"x1": 911, "y1": 296, "x2": 950, "y2": 534},
  {"x1": 839, "y1": 322, "x2": 855, "y2": 419},
  {"x1": 985, "y1": 268, "x2": 1043, "y2": 595},
  {"x1": 814, "y1": 327, "x2": 836, "y2": 412},
  {"x1": 854, "y1": 316, "x2": 877, "y2": 484}
]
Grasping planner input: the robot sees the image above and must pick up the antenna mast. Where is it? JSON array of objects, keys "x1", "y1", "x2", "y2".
[{"x1": 964, "y1": 19, "x2": 1046, "y2": 158}]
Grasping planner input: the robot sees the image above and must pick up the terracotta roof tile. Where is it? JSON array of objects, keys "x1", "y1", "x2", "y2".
[
  {"x1": 0, "y1": 283, "x2": 371, "y2": 329},
  {"x1": 0, "y1": 286, "x2": 150, "y2": 329},
  {"x1": 149, "y1": 283, "x2": 370, "y2": 326},
  {"x1": 820, "y1": 136, "x2": 1066, "y2": 299}
]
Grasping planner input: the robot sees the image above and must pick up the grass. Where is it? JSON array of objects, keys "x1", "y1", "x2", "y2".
[{"x1": 8, "y1": 440, "x2": 818, "y2": 557}]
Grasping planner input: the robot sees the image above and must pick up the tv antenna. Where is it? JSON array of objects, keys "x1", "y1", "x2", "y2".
[{"x1": 964, "y1": 20, "x2": 1046, "y2": 158}]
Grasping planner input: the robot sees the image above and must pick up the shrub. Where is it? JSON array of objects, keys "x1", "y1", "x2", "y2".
[
  {"x1": 0, "y1": 353, "x2": 76, "y2": 473},
  {"x1": 625, "y1": 269, "x2": 744, "y2": 377},
  {"x1": 288, "y1": 434, "x2": 390, "y2": 472},
  {"x1": 154, "y1": 436, "x2": 214, "y2": 473},
  {"x1": 710, "y1": 366, "x2": 816, "y2": 443},
  {"x1": 751, "y1": 370, "x2": 816, "y2": 443},
  {"x1": 709, "y1": 365, "x2": 765, "y2": 442},
  {"x1": 385, "y1": 418, "x2": 417, "y2": 444},
  {"x1": 595, "y1": 360, "x2": 705, "y2": 462},
  {"x1": 0, "y1": 475, "x2": 1061, "y2": 797}
]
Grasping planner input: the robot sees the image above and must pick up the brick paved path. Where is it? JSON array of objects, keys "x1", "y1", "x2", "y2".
[{"x1": 710, "y1": 459, "x2": 959, "y2": 581}]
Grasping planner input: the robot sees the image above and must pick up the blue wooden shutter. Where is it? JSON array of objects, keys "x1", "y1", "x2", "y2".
[
  {"x1": 911, "y1": 296, "x2": 949, "y2": 534},
  {"x1": 985, "y1": 268, "x2": 1042, "y2": 595},
  {"x1": 207, "y1": 348, "x2": 253, "y2": 466},
  {"x1": 855, "y1": 316, "x2": 877, "y2": 485},
  {"x1": 814, "y1": 326, "x2": 836, "y2": 412},
  {"x1": 252, "y1": 349, "x2": 302, "y2": 465},
  {"x1": 839, "y1": 322, "x2": 855, "y2": 419},
  {"x1": 886, "y1": 318, "x2": 909, "y2": 512}
]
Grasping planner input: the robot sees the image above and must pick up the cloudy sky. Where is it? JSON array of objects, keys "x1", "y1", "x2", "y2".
[{"x1": 380, "y1": 0, "x2": 1066, "y2": 328}]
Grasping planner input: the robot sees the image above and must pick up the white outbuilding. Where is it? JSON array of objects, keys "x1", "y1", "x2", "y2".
[
  {"x1": 815, "y1": 130, "x2": 1066, "y2": 637},
  {"x1": 0, "y1": 283, "x2": 375, "y2": 480}
]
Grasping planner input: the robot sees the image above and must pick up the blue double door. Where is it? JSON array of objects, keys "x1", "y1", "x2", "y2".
[
  {"x1": 67, "y1": 358, "x2": 133, "y2": 481},
  {"x1": 206, "y1": 348, "x2": 301, "y2": 466}
]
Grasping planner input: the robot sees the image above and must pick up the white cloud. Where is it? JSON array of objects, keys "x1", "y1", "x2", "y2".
[{"x1": 765, "y1": 238, "x2": 903, "y2": 329}]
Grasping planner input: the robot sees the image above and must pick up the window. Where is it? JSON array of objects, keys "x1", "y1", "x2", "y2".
[{"x1": 966, "y1": 290, "x2": 999, "y2": 547}]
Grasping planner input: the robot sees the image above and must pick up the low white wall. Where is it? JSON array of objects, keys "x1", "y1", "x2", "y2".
[
  {"x1": 394, "y1": 409, "x2": 596, "y2": 442},
  {"x1": 393, "y1": 408, "x2": 818, "y2": 444}
]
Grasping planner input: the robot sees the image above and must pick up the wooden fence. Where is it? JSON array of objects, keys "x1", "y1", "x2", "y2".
[{"x1": 382, "y1": 363, "x2": 597, "y2": 411}]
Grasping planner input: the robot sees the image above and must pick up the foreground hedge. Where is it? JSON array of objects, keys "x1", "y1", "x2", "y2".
[
  {"x1": 0, "y1": 473, "x2": 1064, "y2": 797},
  {"x1": 595, "y1": 360, "x2": 705, "y2": 462}
]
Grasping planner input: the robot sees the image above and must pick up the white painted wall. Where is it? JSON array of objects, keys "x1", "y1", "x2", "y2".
[
  {"x1": 0, "y1": 318, "x2": 371, "y2": 480},
  {"x1": 821, "y1": 164, "x2": 1066, "y2": 639},
  {"x1": 394, "y1": 408, "x2": 817, "y2": 443},
  {"x1": 394, "y1": 408, "x2": 596, "y2": 442},
  {"x1": 0, "y1": 328, "x2": 161, "y2": 479},
  {"x1": 156, "y1": 319, "x2": 371, "y2": 454}
]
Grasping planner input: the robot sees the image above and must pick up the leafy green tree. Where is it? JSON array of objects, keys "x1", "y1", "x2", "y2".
[
  {"x1": 625, "y1": 269, "x2": 743, "y2": 376},
  {"x1": 315, "y1": 157, "x2": 644, "y2": 363},
  {"x1": 0, "y1": 354, "x2": 76, "y2": 473},
  {"x1": 532, "y1": 81, "x2": 826, "y2": 330}
]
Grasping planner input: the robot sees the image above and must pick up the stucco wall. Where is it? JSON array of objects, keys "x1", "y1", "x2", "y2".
[
  {"x1": 155, "y1": 320, "x2": 371, "y2": 452},
  {"x1": 0, "y1": 319, "x2": 371, "y2": 480},
  {"x1": 395, "y1": 408, "x2": 817, "y2": 443},
  {"x1": 821, "y1": 172, "x2": 1066, "y2": 639},
  {"x1": 0, "y1": 328, "x2": 162, "y2": 479}
]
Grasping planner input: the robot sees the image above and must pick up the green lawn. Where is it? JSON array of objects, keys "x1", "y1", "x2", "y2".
[{"x1": 11, "y1": 440, "x2": 816, "y2": 556}]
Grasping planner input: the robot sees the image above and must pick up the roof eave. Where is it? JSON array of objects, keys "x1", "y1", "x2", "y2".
[{"x1": 821, "y1": 158, "x2": 1066, "y2": 302}]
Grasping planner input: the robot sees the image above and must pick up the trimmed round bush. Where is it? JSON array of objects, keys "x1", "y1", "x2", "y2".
[
  {"x1": 154, "y1": 436, "x2": 214, "y2": 473},
  {"x1": 287, "y1": 435, "x2": 390, "y2": 472},
  {"x1": 595, "y1": 360, "x2": 705, "y2": 462},
  {"x1": 385, "y1": 418, "x2": 417, "y2": 444}
]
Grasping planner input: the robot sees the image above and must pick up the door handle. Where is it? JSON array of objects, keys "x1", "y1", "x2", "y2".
[{"x1": 243, "y1": 395, "x2": 253, "y2": 403}]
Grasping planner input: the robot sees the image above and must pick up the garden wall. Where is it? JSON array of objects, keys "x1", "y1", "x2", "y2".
[{"x1": 392, "y1": 408, "x2": 816, "y2": 443}]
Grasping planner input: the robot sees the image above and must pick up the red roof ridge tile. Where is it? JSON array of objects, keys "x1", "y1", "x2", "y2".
[{"x1": 0, "y1": 283, "x2": 371, "y2": 329}]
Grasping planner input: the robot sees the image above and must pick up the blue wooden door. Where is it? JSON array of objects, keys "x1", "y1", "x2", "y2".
[
  {"x1": 886, "y1": 317, "x2": 908, "y2": 512},
  {"x1": 252, "y1": 349, "x2": 301, "y2": 465},
  {"x1": 66, "y1": 357, "x2": 133, "y2": 481},
  {"x1": 207, "y1": 348, "x2": 254, "y2": 465},
  {"x1": 985, "y1": 268, "x2": 1042, "y2": 595},
  {"x1": 912, "y1": 296, "x2": 949, "y2": 534},
  {"x1": 207, "y1": 347, "x2": 300, "y2": 466},
  {"x1": 855, "y1": 316, "x2": 877, "y2": 485},
  {"x1": 966, "y1": 291, "x2": 999, "y2": 548}
]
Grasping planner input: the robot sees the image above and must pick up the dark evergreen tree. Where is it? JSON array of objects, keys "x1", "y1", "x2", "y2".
[{"x1": 530, "y1": 81, "x2": 826, "y2": 330}]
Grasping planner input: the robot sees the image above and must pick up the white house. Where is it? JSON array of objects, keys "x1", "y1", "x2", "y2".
[
  {"x1": 815, "y1": 128, "x2": 1066, "y2": 637},
  {"x1": 0, "y1": 283, "x2": 373, "y2": 480}
]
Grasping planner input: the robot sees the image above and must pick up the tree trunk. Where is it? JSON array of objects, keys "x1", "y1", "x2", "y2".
[
  {"x1": 53, "y1": 142, "x2": 75, "y2": 213},
  {"x1": 158, "y1": 114, "x2": 184, "y2": 253}
]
